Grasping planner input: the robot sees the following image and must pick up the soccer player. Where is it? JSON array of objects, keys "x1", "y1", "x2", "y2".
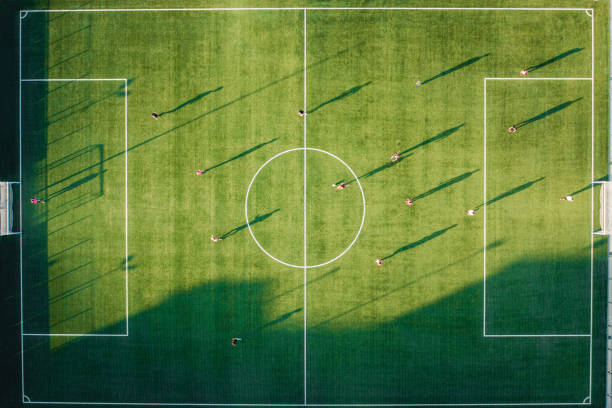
[
  {"x1": 232, "y1": 337, "x2": 242, "y2": 346},
  {"x1": 333, "y1": 183, "x2": 346, "y2": 190},
  {"x1": 376, "y1": 259, "x2": 382, "y2": 266},
  {"x1": 152, "y1": 112, "x2": 160, "y2": 120},
  {"x1": 560, "y1": 195, "x2": 574, "y2": 202},
  {"x1": 508, "y1": 126, "x2": 517, "y2": 133},
  {"x1": 30, "y1": 197, "x2": 45, "y2": 204},
  {"x1": 297, "y1": 110, "x2": 307, "y2": 116},
  {"x1": 520, "y1": 69, "x2": 529, "y2": 77},
  {"x1": 390, "y1": 152, "x2": 400, "y2": 162},
  {"x1": 467, "y1": 209, "x2": 475, "y2": 216},
  {"x1": 196, "y1": 169, "x2": 204, "y2": 175},
  {"x1": 404, "y1": 198, "x2": 413, "y2": 206},
  {"x1": 415, "y1": 80, "x2": 421, "y2": 88},
  {"x1": 211, "y1": 234, "x2": 222, "y2": 242}
]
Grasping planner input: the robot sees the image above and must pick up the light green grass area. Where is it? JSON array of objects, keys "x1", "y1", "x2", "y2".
[{"x1": 17, "y1": 3, "x2": 608, "y2": 406}]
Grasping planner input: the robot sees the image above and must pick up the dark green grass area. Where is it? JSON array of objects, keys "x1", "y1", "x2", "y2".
[{"x1": 10, "y1": 3, "x2": 609, "y2": 407}]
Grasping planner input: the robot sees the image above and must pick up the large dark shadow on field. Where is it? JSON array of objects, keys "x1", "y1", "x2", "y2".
[
  {"x1": 23, "y1": 279, "x2": 304, "y2": 404},
  {"x1": 199, "y1": 137, "x2": 278, "y2": 175},
  {"x1": 525, "y1": 48, "x2": 583, "y2": 73},
  {"x1": 381, "y1": 224, "x2": 457, "y2": 261},
  {"x1": 22, "y1": 242, "x2": 605, "y2": 404},
  {"x1": 474, "y1": 177, "x2": 545, "y2": 211},
  {"x1": 159, "y1": 86, "x2": 223, "y2": 117},
  {"x1": 513, "y1": 98, "x2": 582, "y2": 129},
  {"x1": 420, "y1": 53, "x2": 489, "y2": 85},
  {"x1": 100, "y1": 42, "x2": 367, "y2": 163},
  {"x1": 19, "y1": 29, "x2": 52, "y2": 334},
  {"x1": 400, "y1": 124, "x2": 464, "y2": 155},
  {"x1": 220, "y1": 208, "x2": 280, "y2": 240},
  {"x1": 308, "y1": 243, "x2": 602, "y2": 404},
  {"x1": 413, "y1": 169, "x2": 479, "y2": 202},
  {"x1": 307, "y1": 81, "x2": 372, "y2": 114}
]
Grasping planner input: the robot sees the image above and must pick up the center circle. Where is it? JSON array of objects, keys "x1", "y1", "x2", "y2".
[{"x1": 245, "y1": 147, "x2": 366, "y2": 269}]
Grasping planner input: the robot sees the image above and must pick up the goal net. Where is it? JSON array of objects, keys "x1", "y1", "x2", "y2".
[
  {"x1": 0, "y1": 182, "x2": 19, "y2": 236},
  {"x1": 595, "y1": 180, "x2": 611, "y2": 235}
]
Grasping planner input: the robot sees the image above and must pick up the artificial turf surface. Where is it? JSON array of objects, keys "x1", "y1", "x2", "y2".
[{"x1": 2, "y1": 0, "x2": 609, "y2": 406}]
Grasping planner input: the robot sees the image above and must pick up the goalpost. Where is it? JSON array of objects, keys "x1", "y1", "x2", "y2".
[
  {"x1": 0, "y1": 181, "x2": 20, "y2": 236},
  {"x1": 594, "y1": 181, "x2": 611, "y2": 235}
]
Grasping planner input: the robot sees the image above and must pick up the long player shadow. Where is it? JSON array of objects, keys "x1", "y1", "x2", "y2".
[
  {"x1": 413, "y1": 169, "x2": 479, "y2": 202},
  {"x1": 381, "y1": 224, "x2": 457, "y2": 261},
  {"x1": 257, "y1": 308, "x2": 303, "y2": 331},
  {"x1": 525, "y1": 48, "x2": 583, "y2": 73},
  {"x1": 307, "y1": 81, "x2": 372, "y2": 114},
  {"x1": 159, "y1": 86, "x2": 223, "y2": 116},
  {"x1": 420, "y1": 53, "x2": 489, "y2": 85},
  {"x1": 400, "y1": 124, "x2": 464, "y2": 156},
  {"x1": 199, "y1": 138, "x2": 278, "y2": 175},
  {"x1": 474, "y1": 177, "x2": 545, "y2": 211},
  {"x1": 569, "y1": 175, "x2": 608, "y2": 197},
  {"x1": 221, "y1": 208, "x2": 280, "y2": 240},
  {"x1": 340, "y1": 155, "x2": 410, "y2": 186},
  {"x1": 513, "y1": 98, "x2": 582, "y2": 129}
]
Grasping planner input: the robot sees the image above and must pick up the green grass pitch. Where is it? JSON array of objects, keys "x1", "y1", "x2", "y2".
[{"x1": 6, "y1": 0, "x2": 610, "y2": 406}]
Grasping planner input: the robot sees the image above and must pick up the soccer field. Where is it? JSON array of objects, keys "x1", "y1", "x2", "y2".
[{"x1": 7, "y1": 1, "x2": 611, "y2": 406}]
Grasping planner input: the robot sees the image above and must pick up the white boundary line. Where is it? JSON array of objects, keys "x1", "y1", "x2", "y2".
[
  {"x1": 302, "y1": 8, "x2": 308, "y2": 406},
  {"x1": 21, "y1": 78, "x2": 126, "y2": 81},
  {"x1": 483, "y1": 77, "x2": 487, "y2": 337},
  {"x1": 23, "y1": 402, "x2": 591, "y2": 406},
  {"x1": 124, "y1": 78, "x2": 130, "y2": 336},
  {"x1": 20, "y1": 6, "x2": 598, "y2": 408},
  {"x1": 19, "y1": 11, "x2": 25, "y2": 404},
  {"x1": 485, "y1": 77, "x2": 592, "y2": 81},
  {"x1": 588, "y1": 10, "x2": 594, "y2": 401},
  {"x1": 484, "y1": 334, "x2": 590, "y2": 338},
  {"x1": 21, "y1": 7, "x2": 594, "y2": 12},
  {"x1": 23, "y1": 333, "x2": 128, "y2": 337},
  {"x1": 244, "y1": 148, "x2": 366, "y2": 269},
  {"x1": 19, "y1": 78, "x2": 129, "y2": 338}
]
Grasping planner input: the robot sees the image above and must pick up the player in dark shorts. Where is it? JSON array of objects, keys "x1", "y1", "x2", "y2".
[{"x1": 152, "y1": 112, "x2": 160, "y2": 120}]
